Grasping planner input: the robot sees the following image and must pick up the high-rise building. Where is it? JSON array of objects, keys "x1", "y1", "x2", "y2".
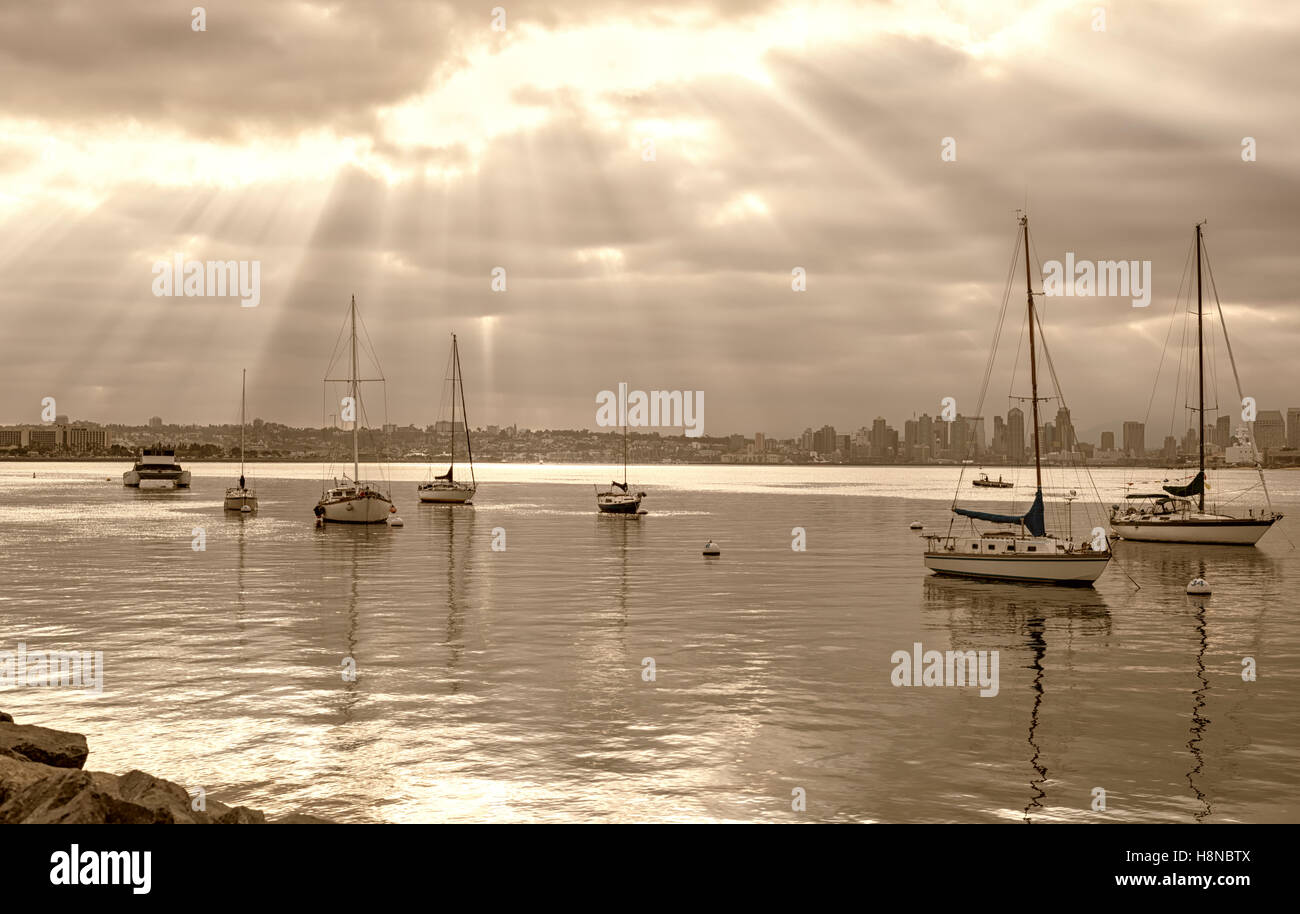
[
  {"x1": 1215, "y1": 415, "x2": 1232, "y2": 448},
  {"x1": 903, "y1": 419, "x2": 919, "y2": 460},
  {"x1": 1055, "y1": 407, "x2": 1075, "y2": 453},
  {"x1": 64, "y1": 427, "x2": 110, "y2": 452},
  {"x1": 969, "y1": 416, "x2": 986, "y2": 457},
  {"x1": 1007, "y1": 408, "x2": 1026, "y2": 463},
  {"x1": 813, "y1": 424, "x2": 837, "y2": 455},
  {"x1": 754, "y1": 432, "x2": 765, "y2": 453},
  {"x1": 1255, "y1": 410, "x2": 1285, "y2": 451},
  {"x1": 917, "y1": 414, "x2": 933, "y2": 463},
  {"x1": 992, "y1": 415, "x2": 1006, "y2": 456},
  {"x1": 1163, "y1": 435, "x2": 1177, "y2": 460},
  {"x1": 801, "y1": 428, "x2": 814, "y2": 452},
  {"x1": 1288, "y1": 409, "x2": 1300, "y2": 449},
  {"x1": 1100, "y1": 430, "x2": 1115, "y2": 451},
  {"x1": 871, "y1": 417, "x2": 888, "y2": 458},
  {"x1": 1122, "y1": 421, "x2": 1145, "y2": 457},
  {"x1": 149, "y1": 416, "x2": 163, "y2": 428}
]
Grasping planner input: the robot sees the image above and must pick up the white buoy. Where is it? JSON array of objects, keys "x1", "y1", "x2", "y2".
[
  {"x1": 909, "y1": 521, "x2": 923, "y2": 530},
  {"x1": 1186, "y1": 578, "x2": 1211, "y2": 595},
  {"x1": 702, "y1": 540, "x2": 721, "y2": 556},
  {"x1": 388, "y1": 516, "x2": 404, "y2": 527}
]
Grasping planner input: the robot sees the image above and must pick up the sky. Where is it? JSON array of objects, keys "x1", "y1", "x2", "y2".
[{"x1": 2, "y1": 0, "x2": 1298, "y2": 442}]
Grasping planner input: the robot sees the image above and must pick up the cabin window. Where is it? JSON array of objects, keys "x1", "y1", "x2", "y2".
[
  {"x1": 1006, "y1": 545, "x2": 1015, "y2": 552},
  {"x1": 1027, "y1": 546, "x2": 1036, "y2": 552},
  {"x1": 987, "y1": 544, "x2": 996, "y2": 550},
  {"x1": 971, "y1": 544, "x2": 979, "y2": 550}
]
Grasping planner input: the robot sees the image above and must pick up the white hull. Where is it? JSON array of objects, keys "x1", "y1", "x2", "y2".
[
  {"x1": 418, "y1": 483, "x2": 476, "y2": 504},
  {"x1": 224, "y1": 489, "x2": 258, "y2": 512},
  {"x1": 1110, "y1": 517, "x2": 1276, "y2": 545},
  {"x1": 124, "y1": 469, "x2": 190, "y2": 487},
  {"x1": 596, "y1": 492, "x2": 643, "y2": 514},
  {"x1": 318, "y1": 492, "x2": 392, "y2": 524},
  {"x1": 924, "y1": 551, "x2": 1110, "y2": 584}
]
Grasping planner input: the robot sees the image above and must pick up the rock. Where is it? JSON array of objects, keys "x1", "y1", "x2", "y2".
[
  {"x1": 0, "y1": 711, "x2": 13, "y2": 723},
  {"x1": 0, "y1": 722, "x2": 89, "y2": 769},
  {"x1": 0, "y1": 720, "x2": 332, "y2": 823}
]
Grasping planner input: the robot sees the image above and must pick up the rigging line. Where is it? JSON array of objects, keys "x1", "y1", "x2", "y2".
[
  {"x1": 1202, "y1": 235, "x2": 1273, "y2": 509},
  {"x1": 1139, "y1": 238, "x2": 1194, "y2": 446}
]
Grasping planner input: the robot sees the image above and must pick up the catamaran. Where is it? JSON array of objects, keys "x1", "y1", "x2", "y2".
[
  {"x1": 315, "y1": 295, "x2": 395, "y2": 524},
  {"x1": 923, "y1": 214, "x2": 1111, "y2": 585},
  {"x1": 596, "y1": 422, "x2": 645, "y2": 514},
  {"x1": 419, "y1": 334, "x2": 477, "y2": 505},
  {"x1": 123, "y1": 446, "x2": 191, "y2": 488},
  {"x1": 1110, "y1": 223, "x2": 1281, "y2": 545},
  {"x1": 224, "y1": 369, "x2": 257, "y2": 512}
]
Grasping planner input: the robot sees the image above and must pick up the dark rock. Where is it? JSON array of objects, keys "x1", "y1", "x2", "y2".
[
  {"x1": 0, "y1": 722, "x2": 89, "y2": 769},
  {"x1": 0, "y1": 711, "x2": 13, "y2": 723},
  {"x1": 0, "y1": 769, "x2": 172, "y2": 824}
]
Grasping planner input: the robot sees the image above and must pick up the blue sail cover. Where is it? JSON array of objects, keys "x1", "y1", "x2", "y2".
[
  {"x1": 1163, "y1": 471, "x2": 1204, "y2": 498},
  {"x1": 954, "y1": 488, "x2": 1046, "y2": 537}
]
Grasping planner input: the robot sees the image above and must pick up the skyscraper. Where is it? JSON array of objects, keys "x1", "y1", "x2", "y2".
[
  {"x1": 1123, "y1": 421, "x2": 1145, "y2": 457},
  {"x1": 1288, "y1": 408, "x2": 1300, "y2": 449},
  {"x1": 1007, "y1": 407, "x2": 1026, "y2": 463},
  {"x1": 871, "y1": 417, "x2": 888, "y2": 458},
  {"x1": 1255, "y1": 410, "x2": 1285, "y2": 451},
  {"x1": 1101, "y1": 430, "x2": 1115, "y2": 451},
  {"x1": 1055, "y1": 406, "x2": 1075, "y2": 453}
]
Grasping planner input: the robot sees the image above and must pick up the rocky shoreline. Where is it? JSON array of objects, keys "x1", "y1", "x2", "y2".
[{"x1": 0, "y1": 711, "x2": 330, "y2": 824}]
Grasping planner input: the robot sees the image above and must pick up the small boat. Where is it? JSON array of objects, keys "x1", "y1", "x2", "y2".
[
  {"x1": 224, "y1": 368, "x2": 258, "y2": 513},
  {"x1": 703, "y1": 540, "x2": 721, "y2": 556},
  {"x1": 596, "y1": 423, "x2": 645, "y2": 514},
  {"x1": 123, "y1": 446, "x2": 191, "y2": 487},
  {"x1": 1110, "y1": 222, "x2": 1281, "y2": 545},
  {"x1": 923, "y1": 215, "x2": 1110, "y2": 586},
  {"x1": 315, "y1": 295, "x2": 395, "y2": 524},
  {"x1": 419, "y1": 334, "x2": 477, "y2": 505},
  {"x1": 972, "y1": 473, "x2": 1013, "y2": 488}
]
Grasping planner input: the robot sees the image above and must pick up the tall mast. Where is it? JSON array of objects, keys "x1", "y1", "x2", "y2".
[
  {"x1": 1196, "y1": 223, "x2": 1205, "y2": 511},
  {"x1": 350, "y1": 295, "x2": 359, "y2": 482},
  {"x1": 1023, "y1": 215, "x2": 1043, "y2": 491},
  {"x1": 450, "y1": 334, "x2": 456, "y2": 471},
  {"x1": 623, "y1": 422, "x2": 628, "y2": 486},
  {"x1": 240, "y1": 368, "x2": 246, "y2": 479}
]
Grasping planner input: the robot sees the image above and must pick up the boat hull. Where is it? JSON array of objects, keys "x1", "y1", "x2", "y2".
[
  {"x1": 318, "y1": 492, "x2": 392, "y2": 524},
  {"x1": 418, "y1": 484, "x2": 476, "y2": 504},
  {"x1": 224, "y1": 489, "x2": 258, "y2": 512},
  {"x1": 924, "y1": 551, "x2": 1110, "y2": 585},
  {"x1": 124, "y1": 469, "x2": 190, "y2": 487},
  {"x1": 597, "y1": 495, "x2": 642, "y2": 514},
  {"x1": 1110, "y1": 516, "x2": 1277, "y2": 545}
]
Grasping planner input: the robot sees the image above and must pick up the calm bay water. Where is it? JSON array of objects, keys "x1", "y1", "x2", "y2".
[{"x1": 1, "y1": 461, "x2": 1297, "y2": 823}]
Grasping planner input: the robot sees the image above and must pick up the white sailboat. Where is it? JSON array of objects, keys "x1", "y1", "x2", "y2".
[
  {"x1": 224, "y1": 368, "x2": 257, "y2": 513},
  {"x1": 923, "y1": 214, "x2": 1111, "y2": 586},
  {"x1": 419, "y1": 333, "x2": 477, "y2": 505},
  {"x1": 1110, "y1": 223, "x2": 1281, "y2": 545},
  {"x1": 315, "y1": 295, "x2": 395, "y2": 524},
  {"x1": 596, "y1": 423, "x2": 645, "y2": 514}
]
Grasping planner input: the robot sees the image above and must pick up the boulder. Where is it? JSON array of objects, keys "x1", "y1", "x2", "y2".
[
  {"x1": 0, "y1": 722, "x2": 89, "y2": 769},
  {"x1": 0, "y1": 711, "x2": 13, "y2": 723}
]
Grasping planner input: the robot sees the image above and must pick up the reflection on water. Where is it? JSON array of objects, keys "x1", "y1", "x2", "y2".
[{"x1": 0, "y1": 465, "x2": 1297, "y2": 822}]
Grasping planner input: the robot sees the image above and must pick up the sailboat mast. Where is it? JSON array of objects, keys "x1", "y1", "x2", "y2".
[
  {"x1": 1196, "y1": 223, "x2": 1205, "y2": 512},
  {"x1": 240, "y1": 368, "x2": 246, "y2": 479},
  {"x1": 454, "y1": 335, "x2": 473, "y2": 482},
  {"x1": 450, "y1": 335, "x2": 456, "y2": 471},
  {"x1": 350, "y1": 295, "x2": 359, "y2": 482},
  {"x1": 1023, "y1": 215, "x2": 1043, "y2": 491},
  {"x1": 623, "y1": 422, "x2": 628, "y2": 486}
]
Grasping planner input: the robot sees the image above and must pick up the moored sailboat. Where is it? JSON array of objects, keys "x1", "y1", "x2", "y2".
[
  {"x1": 224, "y1": 368, "x2": 257, "y2": 512},
  {"x1": 419, "y1": 334, "x2": 477, "y2": 505},
  {"x1": 315, "y1": 295, "x2": 395, "y2": 524},
  {"x1": 923, "y1": 215, "x2": 1111, "y2": 585},
  {"x1": 596, "y1": 423, "x2": 645, "y2": 514},
  {"x1": 1109, "y1": 223, "x2": 1281, "y2": 545}
]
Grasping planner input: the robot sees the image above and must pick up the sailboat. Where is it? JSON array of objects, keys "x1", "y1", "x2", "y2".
[
  {"x1": 923, "y1": 214, "x2": 1111, "y2": 585},
  {"x1": 1110, "y1": 223, "x2": 1282, "y2": 545},
  {"x1": 315, "y1": 295, "x2": 395, "y2": 524},
  {"x1": 596, "y1": 423, "x2": 645, "y2": 514},
  {"x1": 223, "y1": 368, "x2": 257, "y2": 512},
  {"x1": 419, "y1": 333, "x2": 477, "y2": 504}
]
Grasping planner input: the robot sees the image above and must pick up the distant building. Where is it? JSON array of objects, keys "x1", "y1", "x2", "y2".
[
  {"x1": 64, "y1": 426, "x2": 110, "y2": 452},
  {"x1": 149, "y1": 416, "x2": 163, "y2": 428},
  {"x1": 1215, "y1": 415, "x2": 1232, "y2": 448},
  {"x1": 1100, "y1": 430, "x2": 1115, "y2": 451},
  {"x1": 1288, "y1": 409, "x2": 1300, "y2": 449},
  {"x1": 813, "y1": 425, "x2": 837, "y2": 456},
  {"x1": 1122, "y1": 421, "x2": 1145, "y2": 458},
  {"x1": 871, "y1": 417, "x2": 887, "y2": 458},
  {"x1": 1006, "y1": 408, "x2": 1025, "y2": 463},
  {"x1": 1256, "y1": 410, "x2": 1285, "y2": 451},
  {"x1": 754, "y1": 432, "x2": 765, "y2": 453},
  {"x1": 1055, "y1": 407, "x2": 1074, "y2": 453}
]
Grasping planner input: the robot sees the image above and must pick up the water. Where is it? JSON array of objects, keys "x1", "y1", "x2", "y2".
[{"x1": 1, "y1": 462, "x2": 1297, "y2": 823}]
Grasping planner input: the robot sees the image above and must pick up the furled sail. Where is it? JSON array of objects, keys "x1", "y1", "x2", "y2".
[
  {"x1": 610, "y1": 481, "x2": 628, "y2": 492},
  {"x1": 436, "y1": 467, "x2": 453, "y2": 481},
  {"x1": 954, "y1": 488, "x2": 1045, "y2": 537},
  {"x1": 1162, "y1": 471, "x2": 1205, "y2": 498}
]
